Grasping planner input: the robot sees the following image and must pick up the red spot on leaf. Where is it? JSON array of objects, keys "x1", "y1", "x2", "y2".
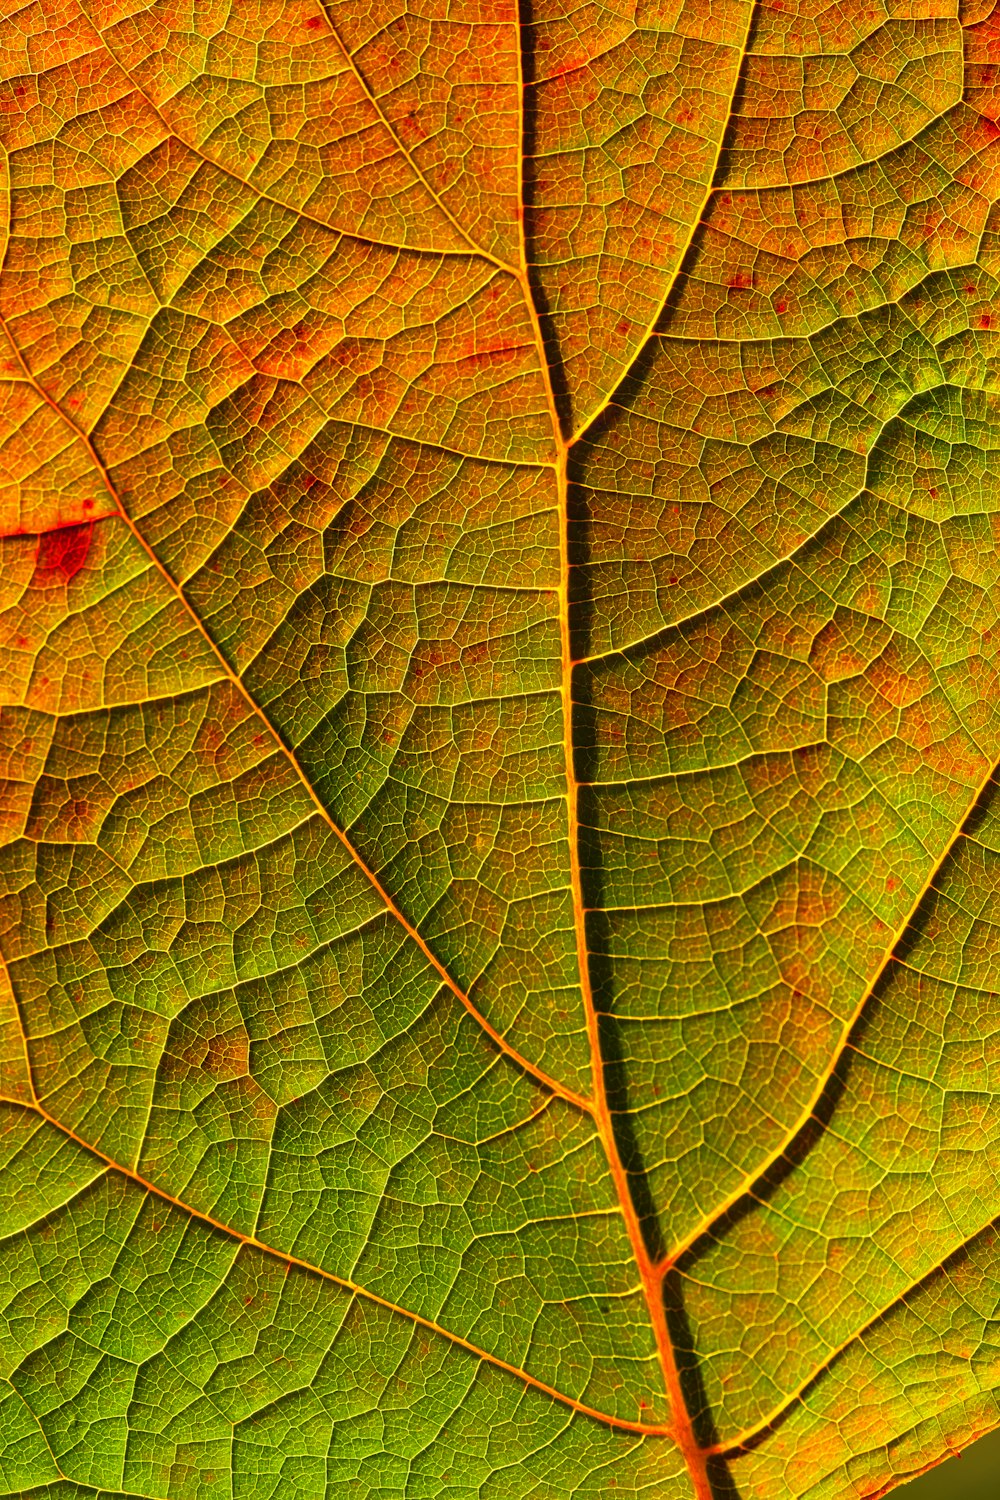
[
  {"x1": 34, "y1": 522, "x2": 93, "y2": 584},
  {"x1": 551, "y1": 57, "x2": 587, "y2": 80}
]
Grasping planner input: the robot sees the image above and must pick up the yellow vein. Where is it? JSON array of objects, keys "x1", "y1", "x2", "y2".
[
  {"x1": 316, "y1": 1, "x2": 515, "y2": 273},
  {"x1": 566, "y1": 0, "x2": 761, "y2": 447},
  {"x1": 9, "y1": 1382, "x2": 71, "y2": 1487},
  {"x1": 0, "y1": 303, "x2": 592, "y2": 1120},
  {"x1": 657, "y1": 759, "x2": 999, "y2": 1272},
  {"x1": 0, "y1": 950, "x2": 33, "y2": 1110},
  {"x1": 4, "y1": 1092, "x2": 672, "y2": 1440},
  {"x1": 74, "y1": 0, "x2": 501, "y2": 270},
  {"x1": 713, "y1": 1203, "x2": 1000, "y2": 1456},
  {"x1": 2, "y1": 944, "x2": 645, "y2": 1435}
]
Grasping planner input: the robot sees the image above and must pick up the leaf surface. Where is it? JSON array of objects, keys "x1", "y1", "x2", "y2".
[{"x1": 1, "y1": 1, "x2": 999, "y2": 1496}]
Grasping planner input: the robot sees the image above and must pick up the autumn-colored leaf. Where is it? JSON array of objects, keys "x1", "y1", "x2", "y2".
[{"x1": 1, "y1": 1, "x2": 999, "y2": 1497}]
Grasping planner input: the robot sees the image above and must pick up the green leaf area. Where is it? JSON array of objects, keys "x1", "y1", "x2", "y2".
[{"x1": 0, "y1": 0, "x2": 998, "y2": 1496}]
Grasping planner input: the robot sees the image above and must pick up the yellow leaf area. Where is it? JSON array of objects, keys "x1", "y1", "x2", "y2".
[{"x1": 1, "y1": 0, "x2": 999, "y2": 1496}]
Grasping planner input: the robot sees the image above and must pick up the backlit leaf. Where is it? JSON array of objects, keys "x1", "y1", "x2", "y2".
[{"x1": 1, "y1": 1, "x2": 998, "y2": 1496}]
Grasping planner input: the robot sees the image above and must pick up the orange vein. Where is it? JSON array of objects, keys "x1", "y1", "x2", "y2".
[
  {"x1": 3, "y1": 940, "x2": 637, "y2": 1436},
  {"x1": 567, "y1": 0, "x2": 761, "y2": 447},
  {"x1": 0, "y1": 303, "x2": 592, "y2": 1120},
  {"x1": 3, "y1": 1092, "x2": 670, "y2": 1440},
  {"x1": 514, "y1": 15, "x2": 713, "y2": 1495},
  {"x1": 658, "y1": 757, "x2": 1000, "y2": 1272},
  {"x1": 712, "y1": 1204, "x2": 1000, "y2": 1456},
  {"x1": 2, "y1": 886, "x2": 655, "y2": 1439},
  {"x1": 557, "y1": 449, "x2": 717, "y2": 1493}
]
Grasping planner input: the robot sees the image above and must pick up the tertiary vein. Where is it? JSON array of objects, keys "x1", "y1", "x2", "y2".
[
  {"x1": 76, "y1": 0, "x2": 510, "y2": 271},
  {"x1": 714, "y1": 1199, "x2": 1000, "y2": 1455},
  {"x1": 565, "y1": 1, "x2": 762, "y2": 448}
]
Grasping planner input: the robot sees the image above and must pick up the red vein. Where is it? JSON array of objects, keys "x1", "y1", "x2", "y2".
[
  {"x1": 1, "y1": 1090, "x2": 669, "y2": 1440},
  {"x1": 0, "y1": 303, "x2": 592, "y2": 1120}
]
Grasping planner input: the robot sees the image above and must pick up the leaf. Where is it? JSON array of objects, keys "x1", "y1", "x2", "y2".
[{"x1": 0, "y1": 1, "x2": 998, "y2": 1497}]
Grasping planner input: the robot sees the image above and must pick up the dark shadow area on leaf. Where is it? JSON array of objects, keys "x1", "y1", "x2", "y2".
[
  {"x1": 663, "y1": 773, "x2": 1000, "y2": 1478},
  {"x1": 517, "y1": 0, "x2": 573, "y2": 435},
  {"x1": 704, "y1": 1456, "x2": 746, "y2": 1500},
  {"x1": 663, "y1": 1269, "x2": 744, "y2": 1498}
]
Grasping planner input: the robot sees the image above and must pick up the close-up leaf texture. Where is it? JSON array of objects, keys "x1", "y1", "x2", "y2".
[{"x1": 1, "y1": 0, "x2": 999, "y2": 1496}]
